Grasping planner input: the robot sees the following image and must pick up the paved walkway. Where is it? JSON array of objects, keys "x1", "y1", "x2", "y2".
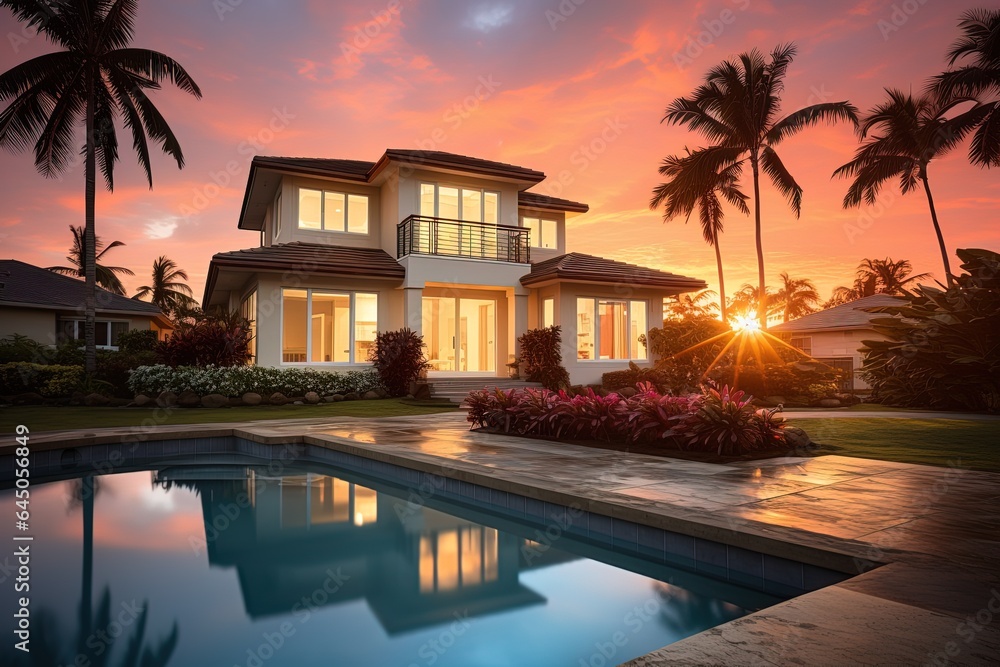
[
  {"x1": 19, "y1": 412, "x2": 1000, "y2": 665},
  {"x1": 782, "y1": 409, "x2": 1000, "y2": 420}
]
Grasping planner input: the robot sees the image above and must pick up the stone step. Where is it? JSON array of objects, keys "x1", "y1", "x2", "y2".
[{"x1": 426, "y1": 379, "x2": 543, "y2": 405}]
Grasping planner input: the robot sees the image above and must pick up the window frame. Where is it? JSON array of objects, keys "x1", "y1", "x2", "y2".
[
  {"x1": 280, "y1": 288, "x2": 379, "y2": 365},
  {"x1": 241, "y1": 288, "x2": 258, "y2": 364},
  {"x1": 789, "y1": 335, "x2": 813, "y2": 356},
  {"x1": 575, "y1": 298, "x2": 648, "y2": 362},
  {"x1": 521, "y1": 216, "x2": 558, "y2": 249},
  {"x1": 541, "y1": 297, "x2": 555, "y2": 328},
  {"x1": 297, "y1": 187, "x2": 370, "y2": 234},
  {"x1": 59, "y1": 319, "x2": 131, "y2": 350},
  {"x1": 273, "y1": 192, "x2": 282, "y2": 242},
  {"x1": 419, "y1": 182, "x2": 501, "y2": 223}
]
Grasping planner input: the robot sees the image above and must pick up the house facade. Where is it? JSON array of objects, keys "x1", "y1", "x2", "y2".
[
  {"x1": 0, "y1": 259, "x2": 172, "y2": 348},
  {"x1": 203, "y1": 150, "x2": 706, "y2": 385},
  {"x1": 770, "y1": 294, "x2": 904, "y2": 392}
]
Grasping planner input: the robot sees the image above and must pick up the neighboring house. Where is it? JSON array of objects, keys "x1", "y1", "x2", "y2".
[
  {"x1": 770, "y1": 294, "x2": 905, "y2": 391},
  {"x1": 0, "y1": 259, "x2": 173, "y2": 349},
  {"x1": 203, "y1": 150, "x2": 706, "y2": 385}
]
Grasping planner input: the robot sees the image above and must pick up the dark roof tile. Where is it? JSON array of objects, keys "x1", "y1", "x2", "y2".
[
  {"x1": 521, "y1": 252, "x2": 706, "y2": 290},
  {"x1": 770, "y1": 294, "x2": 906, "y2": 332},
  {"x1": 0, "y1": 259, "x2": 163, "y2": 315}
]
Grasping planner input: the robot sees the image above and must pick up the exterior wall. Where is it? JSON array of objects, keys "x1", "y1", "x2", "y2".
[
  {"x1": 795, "y1": 328, "x2": 885, "y2": 391},
  {"x1": 550, "y1": 283, "x2": 669, "y2": 386},
  {"x1": 0, "y1": 306, "x2": 56, "y2": 343}
]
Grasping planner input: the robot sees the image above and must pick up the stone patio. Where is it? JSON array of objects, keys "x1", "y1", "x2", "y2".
[{"x1": 18, "y1": 412, "x2": 1000, "y2": 665}]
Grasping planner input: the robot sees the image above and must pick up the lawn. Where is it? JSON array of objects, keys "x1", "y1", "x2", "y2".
[
  {"x1": 0, "y1": 399, "x2": 459, "y2": 433},
  {"x1": 786, "y1": 417, "x2": 1000, "y2": 473}
]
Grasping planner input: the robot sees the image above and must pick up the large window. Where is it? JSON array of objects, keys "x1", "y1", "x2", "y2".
[
  {"x1": 241, "y1": 289, "x2": 257, "y2": 363},
  {"x1": 522, "y1": 217, "x2": 557, "y2": 249},
  {"x1": 420, "y1": 183, "x2": 499, "y2": 222},
  {"x1": 575, "y1": 298, "x2": 647, "y2": 361},
  {"x1": 298, "y1": 188, "x2": 369, "y2": 234},
  {"x1": 59, "y1": 319, "x2": 129, "y2": 349},
  {"x1": 281, "y1": 289, "x2": 378, "y2": 363}
]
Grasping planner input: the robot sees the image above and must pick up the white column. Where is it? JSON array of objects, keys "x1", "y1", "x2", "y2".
[
  {"x1": 403, "y1": 286, "x2": 423, "y2": 335},
  {"x1": 512, "y1": 292, "x2": 529, "y2": 365}
]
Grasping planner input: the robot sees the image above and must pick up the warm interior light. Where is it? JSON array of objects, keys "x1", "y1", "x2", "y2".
[
  {"x1": 730, "y1": 314, "x2": 761, "y2": 333},
  {"x1": 354, "y1": 511, "x2": 364, "y2": 526}
]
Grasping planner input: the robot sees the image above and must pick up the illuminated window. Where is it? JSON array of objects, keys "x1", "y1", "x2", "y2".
[
  {"x1": 522, "y1": 217, "x2": 557, "y2": 249},
  {"x1": 241, "y1": 290, "x2": 257, "y2": 364},
  {"x1": 576, "y1": 299, "x2": 648, "y2": 361},
  {"x1": 298, "y1": 187, "x2": 369, "y2": 234},
  {"x1": 542, "y1": 297, "x2": 555, "y2": 328},
  {"x1": 281, "y1": 289, "x2": 378, "y2": 364},
  {"x1": 353, "y1": 485, "x2": 378, "y2": 526}
]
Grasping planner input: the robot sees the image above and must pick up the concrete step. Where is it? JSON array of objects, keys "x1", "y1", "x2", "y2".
[{"x1": 427, "y1": 379, "x2": 544, "y2": 405}]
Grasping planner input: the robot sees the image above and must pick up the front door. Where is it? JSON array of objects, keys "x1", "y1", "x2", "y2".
[{"x1": 422, "y1": 297, "x2": 496, "y2": 374}]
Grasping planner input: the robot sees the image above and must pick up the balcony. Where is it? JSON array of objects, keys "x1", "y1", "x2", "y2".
[{"x1": 397, "y1": 215, "x2": 530, "y2": 264}]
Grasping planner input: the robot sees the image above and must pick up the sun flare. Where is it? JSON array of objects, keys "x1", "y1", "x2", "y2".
[{"x1": 730, "y1": 314, "x2": 762, "y2": 333}]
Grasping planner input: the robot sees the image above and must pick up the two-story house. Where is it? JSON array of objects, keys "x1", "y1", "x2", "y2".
[{"x1": 203, "y1": 150, "x2": 706, "y2": 386}]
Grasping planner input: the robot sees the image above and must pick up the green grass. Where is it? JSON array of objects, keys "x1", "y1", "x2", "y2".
[
  {"x1": 0, "y1": 399, "x2": 459, "y2": 433},
  {"x1": 786, "y1": 417, "x2": 1000, "y2": 473}
]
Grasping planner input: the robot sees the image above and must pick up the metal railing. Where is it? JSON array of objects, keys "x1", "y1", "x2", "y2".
[{"x1": 397, "y1": 215, "x2": 530, "y2": 263}]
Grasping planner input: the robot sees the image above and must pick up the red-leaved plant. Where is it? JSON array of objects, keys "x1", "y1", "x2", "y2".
[{"x1": 672, "y1": 384, "x2": 784, "y2": 455}]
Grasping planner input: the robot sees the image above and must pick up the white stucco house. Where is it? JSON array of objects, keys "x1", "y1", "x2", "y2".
[
  {"x1": 770, "y1": 294, "x2": 905, "y2": 392},
  {"x1": 203, "y1": 150, "x2": 706, "y2": 385}
]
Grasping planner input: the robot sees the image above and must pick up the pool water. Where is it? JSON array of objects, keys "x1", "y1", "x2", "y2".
[{"x1": 1, "y1": 461, "x2": 775, "y2": 667}]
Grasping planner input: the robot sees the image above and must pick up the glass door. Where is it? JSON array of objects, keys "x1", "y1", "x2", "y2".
[{"x1": 422, "y1": 297, "x2": 496, "y2": 373}]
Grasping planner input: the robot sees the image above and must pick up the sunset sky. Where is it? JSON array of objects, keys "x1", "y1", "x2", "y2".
[{"x1": 1, "y1": 0, "x2": 998, "y2": 306}]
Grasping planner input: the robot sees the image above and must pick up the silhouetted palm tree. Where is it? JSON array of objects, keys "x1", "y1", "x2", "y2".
[
  {"x1": 663, "y1": 44, "x2": 858, "y2": 327},
  {"x1": 773, "y1": 272, "x2": 820, "y2": 322},
  {"x1": 134, "y1": 255, "x2": 195, "y2": 315},
  {"x1": 828, "y1": 258, "x2": 930, "y2": 305},
  {"x1": 651, "y1": 150, "x2": 748, "y2": 322},
  {"x1": 48, "y1": 225, "x2": 133, "y2": 295},
  {"x1": 933, "y1": 9, "x2": 1000, "y2": 167},
  {"x1": 0, "y1": 0, "x2": 202, "y2": 372},
  {"x1": 728, "y1": 284, "x2": 779, "y2": 321},
  {"x1": 664, "y1": 289, "x2": 721, "y2": 320},
  {"x1": 834, "y1": 90, "x2": 992, "y2": 286}
]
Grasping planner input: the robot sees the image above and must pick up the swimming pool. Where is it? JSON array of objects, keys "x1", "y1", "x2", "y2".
[{"x1": 0, "y1": 438, "x2": 831, "y2": 666}]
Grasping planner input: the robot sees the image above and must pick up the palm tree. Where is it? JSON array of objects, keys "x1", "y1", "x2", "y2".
[
  {"x1": 728, "y1": 283, "x2": 779, "y2": 322},
  {"x1": 663, "y1": 44, "x2": 858, "y2": 327},
  {"x1": 933, "y1": 9, "x2": 1000, "y2": 167},
  {"x1": 0, "y1": 0, "x2": 202, "y2": 372},
  {"x1": 134, "y1": 255, "x2": 195, "y2": 315},
  {"x1": 664, "y1": 289, "x2": 721, "y2": 321},
  {"x1": 833, "y1": 89, "x2": 992, "y2": 286},
  {"x1": 48, "y1": 225, "x2": 133, "y2": 295},
  {"x1": 651, "y1": 150, "x2": 749, "y2": 322},
  {"x1": 773, "y1": 271, "x2": 820, "y2": 322},
  {"x1": 828, "y1": 257, "x2": 930, "y2": 305}
]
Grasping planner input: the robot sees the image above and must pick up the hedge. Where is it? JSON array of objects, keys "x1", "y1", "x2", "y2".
[
  {"x1": 127, "y1": 365, "x2": 384, "y2": 397},
  {"x1": 0, "y1": 362, "x2": 84, "y2": 397}
]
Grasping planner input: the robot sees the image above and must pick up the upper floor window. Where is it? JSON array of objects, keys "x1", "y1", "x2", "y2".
[
  {"x1": 299, "y1": 188, "x2": 369, "y2": 234},
  {"x1": 522, "y1": 217, "x2": 557, "y2": 249},
  {"x1": 420, "y1": 183, "x2": 499, "y2": 224}
]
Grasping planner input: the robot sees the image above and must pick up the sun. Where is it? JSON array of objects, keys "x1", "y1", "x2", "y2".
[{"x1": 730, "y1": 313, "x2": 761, "y2": 333}]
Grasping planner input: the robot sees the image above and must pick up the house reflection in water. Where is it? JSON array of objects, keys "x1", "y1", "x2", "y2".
[{"x1": 158, "y1": 467, "x2": 569, "y2": 634}]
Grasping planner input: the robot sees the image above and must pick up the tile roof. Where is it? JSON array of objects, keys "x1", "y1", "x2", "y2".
[
  {"x1": 517, "y1": 191, "x2": 589, "y2": 213},
  {"x1": 251, "y1": 156, "x2": 375, "y2": 181},
  {"x1": 204, "y1": 242, "x2": 405, "y2": 304},
  {"x1": 770, "y1": 294, "x2": 906, "y2": 333},
  {"x1": 0, "y1": 259, "x2": 163, "y2": 315},
  {"x1": 520, "y1": 252, "x2": 707, "y2": 290}
]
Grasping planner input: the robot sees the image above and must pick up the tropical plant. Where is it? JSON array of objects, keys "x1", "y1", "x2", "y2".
[
  {"x1": 773, "y1": 271, "x2": 820, "y2": 322},
  {"x1": 933, "y1": 9, "x2": 1000, "y2": 167},
  {"x1": 828, "y1": 258, "x2": 931, "y2": 306},
  {"x1": 47, "y1": 225, "x2": 134, "y2": 295},
  {"x1": 128, "y1": 364, "x2": 383, "y2": 397},
  {"x1": 860, "y1": 248, "x2": 1000, "y2": 413},
  {"x1": 0, "y1": 0, "x2": 202, "y2": 373},
  {"x1": 663, "y1": 44, "x2": 858, "y2": 326},
  {"x1": 651, "y1": 151, "x2": 749, "y2": 321},
  {"x1": 368, "y1": 328, "x2": 429, "y2": 397},
  {"x1": 833, "y1": 89, "x2": 995, "y2": 285},
  {"x1": 728, "y1": 284, "x2": 779, "y2": 322},
  {"x1": 663, "y1": 289, "x2": 721, "y2": 320},
  {"x1": 134, "y1": 255, "x2": 195, "y2": 315},
  {"x1": 157, "y1": 310, "x2": 252, "y2": 368},
  {"x1": 114, "y1": 328, "x2": 158, "y2": 354},
  {"x1": 516, "y1": 325, "x2": 570, "y2": 390},
  {"x1": 672, "y1": 384, "x2": 784, "y2": 455}
]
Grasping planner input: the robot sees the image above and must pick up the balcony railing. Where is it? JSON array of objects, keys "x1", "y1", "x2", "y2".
[{"x1": 397, "y1": 215, "x2": 530, "y2": 264}]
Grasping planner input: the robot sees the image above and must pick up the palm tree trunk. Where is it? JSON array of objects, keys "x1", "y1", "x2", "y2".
[
  {"x1": 750, "y1": 155, "x2": 767, "y2": 328},
  {"x1": 921, "y1": 172, "x2": 954, "y2": 288},
  {"x1": 712, "y1": 232, "x2": 727, "y2": 322},
  {"x1": 84, "y1": 73, "x2": 97, "y2": 373},
  {"x1": 80, "y1": 476, "x2": 94, "y2": 636}
]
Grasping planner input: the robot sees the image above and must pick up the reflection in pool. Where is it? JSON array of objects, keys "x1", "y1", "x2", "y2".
[{"x1": 1, "y1": 463, "x2": 767, "y2": 667}]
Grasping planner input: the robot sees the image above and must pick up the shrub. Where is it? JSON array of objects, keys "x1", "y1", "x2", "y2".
[
  {"x1": 602, "y1": 362, "x2": 668, "y2": 393},
  {"x1": 861, "y1": 248, "x2": 1000, "y2": 412},
  {"x1": 127, "y1": 364, "x2": 383, "y2": 398},
  {"x1": 116, "y1": 329, "x2": 159, "y2": 354},
  {"x1": 96, "y1": 350, "x2": 158, "y2": 397},
  {"x1": 368, "y1": 328, "x2": 429, "y2": 397},
  {"x1": 517, "y1": 325, "x2": 570, "y2": 390},
  {"x1": 157, "y1": 310, "x2": 252, "y2": 368},
  {"x1": 467, "y1": 381, "x2": 787, "y2": 455},
  {"x1": 0, "y1": 335, "x2": 48, "y2": 364},
  {"x1": 644, "y1": 317, "x2": 732, "y2": 393},
  {"x1": 0, "y1": 362, "x2": 84, "y2": 397},
  {"x1": 706, "y1": 361, "x2": 843, "y2": 400}
]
